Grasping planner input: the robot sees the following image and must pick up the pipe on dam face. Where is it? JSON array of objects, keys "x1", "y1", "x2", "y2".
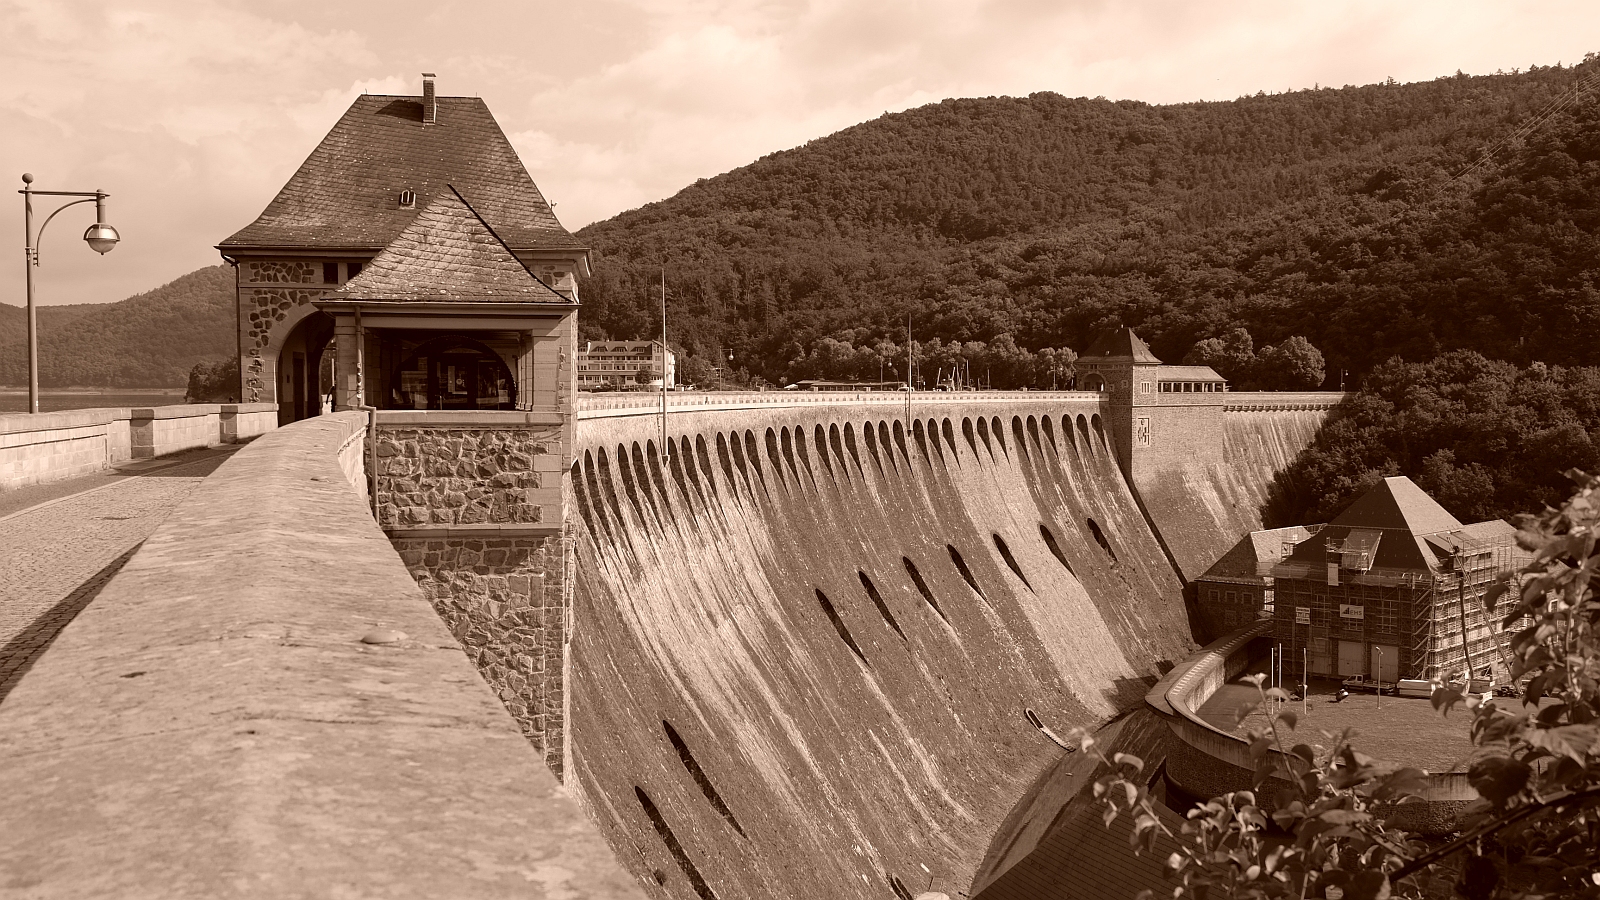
[{"x1": 566, "y1": 400, "x2": 1193, "y2": 900}]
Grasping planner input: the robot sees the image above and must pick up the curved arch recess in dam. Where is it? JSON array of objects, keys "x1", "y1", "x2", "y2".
[{"x1": 568, "y1": 397, "x2": 1192, "y2": 900}]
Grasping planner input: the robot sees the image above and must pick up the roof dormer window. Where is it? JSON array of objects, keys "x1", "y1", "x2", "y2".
[{"x1": 399, "y1": 190, "x2": 417, "y2": 209}]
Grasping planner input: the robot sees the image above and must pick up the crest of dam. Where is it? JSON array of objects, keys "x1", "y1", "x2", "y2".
[{"x1": 567, "y1": 395, "x2": 1209, "y2": 900}]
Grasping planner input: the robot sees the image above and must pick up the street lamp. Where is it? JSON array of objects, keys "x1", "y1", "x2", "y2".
[{"x1": 19, "y1": 173, "x2": 121, "y2": 414}]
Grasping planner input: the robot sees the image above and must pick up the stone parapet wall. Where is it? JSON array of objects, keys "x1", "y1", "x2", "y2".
[
  {"x1": 0, "y1": 411, "x2": 641, "y2": 898},
  {"x1": 0, "y1": 403, "x2": 276, "y2": 492},
  {"x1": 393, "y1": 531, "x2": 570, "y2": 775},
  {"x1": 220, "y1": 403, "x2": 278, "y2": 443}
]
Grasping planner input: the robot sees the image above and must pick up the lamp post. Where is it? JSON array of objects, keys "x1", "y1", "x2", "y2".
[{"x1": 19, "y1": 173, "x2": 120, "y2": 414}]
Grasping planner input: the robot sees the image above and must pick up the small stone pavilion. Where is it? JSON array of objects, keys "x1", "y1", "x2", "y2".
[
  {"x1": 217, "y1": 74, "x2": 589, "y2": 425},
  {"x1": 217, "y1": 76, "x2": 588, "y2": 773}
]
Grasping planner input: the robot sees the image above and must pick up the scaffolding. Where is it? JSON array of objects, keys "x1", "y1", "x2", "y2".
[{"x1": 1270, "y1": 530, "x2": 1520, "y2": 683}]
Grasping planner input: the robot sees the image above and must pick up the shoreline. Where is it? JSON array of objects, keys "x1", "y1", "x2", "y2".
[{"x1": 0, "y1": 388, "x2": 184, "y2": 395}]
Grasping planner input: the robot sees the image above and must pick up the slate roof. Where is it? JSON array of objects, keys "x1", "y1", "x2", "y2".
[
  {"x1": 1331, "y1": 476, "x2": 1464, "y2": 535},
  {"x1": 331, "y1": 187, "x2": 568, "y2": 304},
  {"x1": 1200, "y1": 525, "x2": 1317, "y2": 581},
  {"x1": 1282, "y1": 477, "x2": 1495, "y2": 574},
  {"x1": 1153, "y1": 364, "x2": 1227, "y2": 382},
  {"x1": 220, "y1": 95, "x2": 582, "y2": 252},
  {"x1": 1081, "y1": 328, "x2": 1163, "y2": 364}
]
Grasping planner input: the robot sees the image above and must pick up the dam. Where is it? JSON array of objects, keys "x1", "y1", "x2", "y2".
[
  {"x1": 0, "y1": 80, "x2": 1352, "y2": 899},
  {"x1": 0, "y1": 386, "x2": 1342, "y2": 899},
  {"x1": 559, "y1": 389, "x2": 1338, "y2": 899}
]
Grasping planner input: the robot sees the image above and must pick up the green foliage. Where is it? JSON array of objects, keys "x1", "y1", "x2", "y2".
[
  {"x1": 1268, "y1": 352, "x2": 1600, "y2": 526},
  {"x1": 781, "y1": 334, "x2": 1076, "y2": 389},
  {"x1": 575, "y1": 61, "x2": 1600, "y2": 388},
  {"x1": 0, "y1": 265, "x2": 235, "y2": 388},
  {"x1": 184, "y1": 357, "x2": 239, "y2": 402},
  {"x1": 1087, "y1": 676, "x2": 1427, "y2": 900},
  {"x1": 1095, "y1": 474, "x2": 1600, "y2": 899},
  {"x1": 1183, "y1": 328, "x2": 1327, "y2": 389}
]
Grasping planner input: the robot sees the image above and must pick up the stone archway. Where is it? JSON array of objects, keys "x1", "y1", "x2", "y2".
[{"x1": 275, "y1": 310, "x2": 335, "y2": 425}]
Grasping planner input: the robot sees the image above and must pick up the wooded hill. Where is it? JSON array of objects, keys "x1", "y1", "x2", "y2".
[
  {"x1": 0, "y1": 264, "x2": 235, "y2": 387},
  {"x1": 576, "y1": 56, "x2": 1600, "y2": 389}
]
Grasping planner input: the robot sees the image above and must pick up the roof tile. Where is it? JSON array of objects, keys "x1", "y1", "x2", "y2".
[
  {"x1": 332, "y1": 187, "x2": 567, "y2": 304},
  {"x1": 220, "y1": 95, "x2": 582, "y2": 251}
]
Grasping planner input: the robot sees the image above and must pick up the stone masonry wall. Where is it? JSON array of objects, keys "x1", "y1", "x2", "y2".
[
  {"x1": 374, "y1": 426, "x2": 559, "y2": 529},
  {"x1": 392, "y1": 534, "x2": 569, "y2": 776}
]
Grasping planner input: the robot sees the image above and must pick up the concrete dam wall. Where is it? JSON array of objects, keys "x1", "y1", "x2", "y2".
[
  {"x1": 1132, "y1": 393, "x2": 1342, "y2": 580},
  {"x1": 567, "y1": 396, "x2": 1194, "y2": 900}
]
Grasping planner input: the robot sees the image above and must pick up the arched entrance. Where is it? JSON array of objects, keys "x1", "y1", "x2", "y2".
[
  {"x1": 276, "y1": 310, "x2": 335, "y2": 425},
  {"x1": 1081, "y1": 372, "x2": 1107, "y2": 392},
  {"x1": 386, "y1": 334, "x2": 517, "y2": 411}
]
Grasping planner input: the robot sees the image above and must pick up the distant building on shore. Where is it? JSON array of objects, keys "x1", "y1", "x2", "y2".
[
  {"x1": 1196, "y1": 476, "x2": 1520, "y2": 685},
  {"x1": 578, "y1": 340, "x2": 674, "y2": 390}
]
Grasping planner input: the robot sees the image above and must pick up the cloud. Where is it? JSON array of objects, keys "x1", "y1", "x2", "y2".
[{"x1": 3, "y1": 0, "x2": 1597, "y2": 309}]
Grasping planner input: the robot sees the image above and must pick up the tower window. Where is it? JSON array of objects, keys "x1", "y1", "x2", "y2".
[
  {"x1": 398, "y1": 190, "x2": 417, "y2": 209},
  {"x1": 322, "y1": 262, "x2": 338, "y2": 284},
  {"x1": 348, "y1": 262, "x2": 363, "y2": 279}
]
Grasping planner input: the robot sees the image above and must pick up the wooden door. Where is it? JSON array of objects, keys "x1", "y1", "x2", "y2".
[
  {"x1": 1337, "y1": 640, "x2": 1366, "y2": 678},
  {"x1": 1371, "y1": 644, "x2": 1399, "y2": 683}
]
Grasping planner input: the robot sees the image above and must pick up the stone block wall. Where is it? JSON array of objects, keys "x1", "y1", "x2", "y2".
[
  {"x1": 373, "y1": 425, "x2": 562, "y2": 529},
  {"x1": 236, "y1": 259, "x2": 329, "y2": 404},
  {"x1": 392, "y1": 533, "x2": 570, "y2": 775}
]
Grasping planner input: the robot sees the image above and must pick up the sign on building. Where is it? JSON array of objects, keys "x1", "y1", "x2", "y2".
[
  {"x1": 1296, "y1": 607, "x2": 1311, "y2": 625},
  {"x1": 1339, "y1": 604, "x2": 1364, "y2": 620},
  {"x1": 1136, "y1": 416, "x2": 1150, "y2": 447}
]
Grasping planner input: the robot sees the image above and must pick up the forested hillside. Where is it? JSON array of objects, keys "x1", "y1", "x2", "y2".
[
  {"x1": 576, "y1": 57, "x2": 1600, "y2": 388},
  {"x1": 0, "y1": 265, "x2": 234, "y2": 387}
]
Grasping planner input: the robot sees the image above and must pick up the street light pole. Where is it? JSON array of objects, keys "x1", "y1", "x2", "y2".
[{"x1": 19, "y1": 173, "x2": 121, "y2": 414}]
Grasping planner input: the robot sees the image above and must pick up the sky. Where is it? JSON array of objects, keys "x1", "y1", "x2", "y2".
[{"x1": 2, "y1": 0, "x2": 1597, "y2": 308}]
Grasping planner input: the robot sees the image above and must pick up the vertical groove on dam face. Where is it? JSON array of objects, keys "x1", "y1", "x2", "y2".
[{"x1": 571, "y1": 401, "x2": 1194, "y2": 900}]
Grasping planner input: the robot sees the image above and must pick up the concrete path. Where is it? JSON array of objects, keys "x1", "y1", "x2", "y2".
[{"x1": 0, "y1": 445, "x2": 241, "y2": 703}]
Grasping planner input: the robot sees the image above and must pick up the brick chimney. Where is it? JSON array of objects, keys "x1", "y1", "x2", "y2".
[{"x1": 422, "y1": 73, "x2": 437, "y2": 125}]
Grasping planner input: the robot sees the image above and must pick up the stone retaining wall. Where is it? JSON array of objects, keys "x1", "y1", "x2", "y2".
[
  {"x1": 393, "y1": 532, "x2": 569, "y2": 775},
  {"x1": 373, "y1": 414, "x2": 563, "y2": 529}
]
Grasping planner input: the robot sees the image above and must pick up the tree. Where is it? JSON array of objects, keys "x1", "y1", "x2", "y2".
[
  {"x1": 678, "y1": 354, "x2": 719, "y2": 388},
  {"x1": 1090, "y1": 471, "x2": 1600, "y2": 899},
  {"x1": 1184, "y1": 328, "x2": 1258, "y2": 384},
  {"x1": 1255, "y1": 336, "x2": 1327, "y2": 390},
  {"x1": 184, "y1": 357, "x2": 239, "y2": 402}
]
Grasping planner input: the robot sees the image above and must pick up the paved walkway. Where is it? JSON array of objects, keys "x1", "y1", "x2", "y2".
[{"x1": 0, "y1": 446, "x2": 241, "y2": 703}]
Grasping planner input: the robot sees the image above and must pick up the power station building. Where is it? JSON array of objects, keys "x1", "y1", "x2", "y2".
[{"x1": 1197, "y1": 476, "x2": 1519, "y2": 684}]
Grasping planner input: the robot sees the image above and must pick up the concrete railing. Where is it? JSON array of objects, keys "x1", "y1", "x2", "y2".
[
  {"x1": 0, "y1": 412, "x2": 644, "y2": 899},
  {"x1": 0, "y1": 402, "x2": 278, "y2": 492},
  {"x1": 1146, "y1": 622, "x2": 1476, "y2": 833},
  {"x1": 576, "y1": 389, "x2": 1106, "y2": 419},
  {"x1": 1223, "y1": 391, "x2": 1348, "y2": 412}
]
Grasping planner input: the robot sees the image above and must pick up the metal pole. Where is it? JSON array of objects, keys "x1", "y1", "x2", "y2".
[
  {"x1": 22, "y1": 181, "x2": 36, "y2": 414},
  {"x1": 660, "y1": 265, "x2": 668, "y2": 464}
]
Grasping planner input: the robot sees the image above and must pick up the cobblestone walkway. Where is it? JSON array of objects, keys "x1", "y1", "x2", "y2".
[{"x1": 0, "y1": 446, "x2": 240, "y2": 703}]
